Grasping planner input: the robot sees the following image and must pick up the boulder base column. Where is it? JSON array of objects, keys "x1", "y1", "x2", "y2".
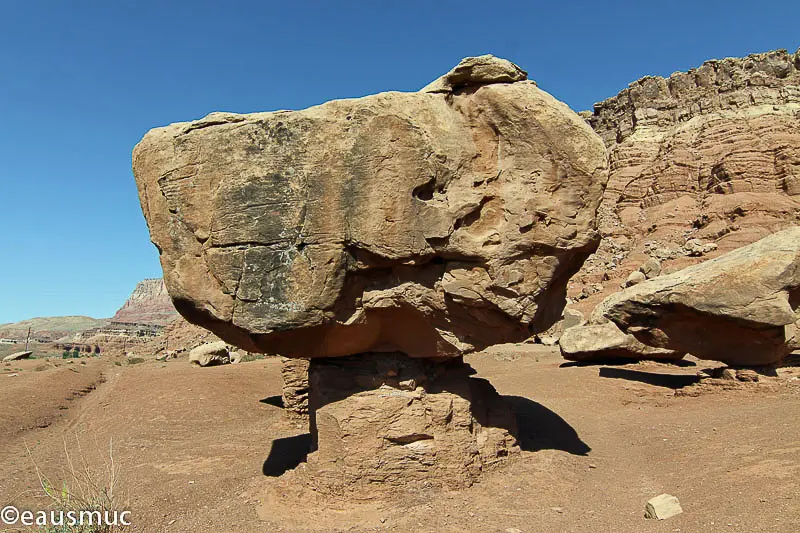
[
  {"x1": 298, "y1": 353, "x2": 518, "y2": 494},
  {"x1": 280, "y1": 357, "x2": 310, "y2": 419}
]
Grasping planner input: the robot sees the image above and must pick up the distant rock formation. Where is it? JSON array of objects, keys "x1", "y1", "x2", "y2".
[
  {"x1": 571, "y1": 48, "x2": 800, "y2": 314},
  {"x1": 112, "y1": 278, "x2": 177, "y2": 326},
  {"x1": 0, "y1": 316, "x2": 108, "y2": 343}
]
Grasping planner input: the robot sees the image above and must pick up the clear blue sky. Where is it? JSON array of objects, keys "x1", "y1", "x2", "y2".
[{"x1": 1, "y1": 1, "x2": 797, "y2": 323}]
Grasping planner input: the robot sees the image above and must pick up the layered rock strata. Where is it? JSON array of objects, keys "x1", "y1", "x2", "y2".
[{"x1": 572, "y1": 49, "x2": 800, "y2": 314}]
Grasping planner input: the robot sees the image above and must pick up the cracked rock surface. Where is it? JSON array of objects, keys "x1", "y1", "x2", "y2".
[{"x1": 132, "y1": 56, "x2": 607, "y2": 358}]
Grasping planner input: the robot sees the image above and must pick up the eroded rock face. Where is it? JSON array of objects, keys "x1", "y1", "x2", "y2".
[
  {"x1": 133, "y1": 56, "x2": 607, "y2": 359},
  {"x1": 572, "y1": 49, "x2": 800, "y2": 314},
  {"x1": 280, "y1": 357, "x2": 310, "y2": 418},
  {"x1": 294, "y1": 353, "x2": 518, "y2": 493},
  {"x1": 603, "y1": 227, "x2": 800, "y2": 366}
]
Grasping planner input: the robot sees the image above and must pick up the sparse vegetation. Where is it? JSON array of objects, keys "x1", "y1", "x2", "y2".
[
  {"x1": 29, "y1": 437, "x2": 124, "y2": 532},
  {"x1": 125, "y1": 357, "x2": 145, "y2": 365}
]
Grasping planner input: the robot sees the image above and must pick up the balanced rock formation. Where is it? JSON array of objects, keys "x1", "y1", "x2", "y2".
[
  {"x1": 571, "y1": 48, "x2": 800, "y2": 315},
  {"x1": 133, "y1": 55, "x2": 607, "y2": 359},
  {"x1": 602, "y1": 227, "x2": 800, "y2": 366},
  {"x1": 134, "y1": 55, "x2": 607, "y2": 491}
]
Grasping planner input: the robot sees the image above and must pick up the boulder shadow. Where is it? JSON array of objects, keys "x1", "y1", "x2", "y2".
[
  {"x1": 262, "y1": 433, "x2": 312, "y2": 477},
  {"x1": 504, "y1": 395, "x2": 591, "y2": 456},
  {"x1": 259, "y1": 395, "x2": 284, "y2": 408},
  {"x1": 598, "y1": 367, "x2": 700, "y2": 389},
  {"x1": 560, "y1": 358, "x2": 696, "y2": 368}
]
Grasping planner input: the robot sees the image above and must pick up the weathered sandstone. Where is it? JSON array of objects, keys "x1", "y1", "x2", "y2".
[
  {"x1": 571, "y1": 49, "x2": 800, "y2": 315},
  {"x1": 295, "y1": 352, "x2": 518, "y2": 493},
  {"x1": 133, "y1": 55, "x2": 608, "y2": 359},
  {"x1": 2, "y1": 351, "x2": 33, "y2": 362},
  {"x1": 603, "y1": 227, "x2": 800, "y2": 366},
  {"x1": 188, "y1": 341, "x2": 230, "y2": 367},
  {"x1": 280, "y1": 357, "x2": 310, "y2": 418},
  {"x1": 559, "y1": 322, "x2": 684, "y2": 363}
]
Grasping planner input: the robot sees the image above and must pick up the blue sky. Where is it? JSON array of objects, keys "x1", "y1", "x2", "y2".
[{"x1": 0, "y1": 1, "x2": 797, "y2": 323}]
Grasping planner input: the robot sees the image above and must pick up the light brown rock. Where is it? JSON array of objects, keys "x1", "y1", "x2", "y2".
[
  {"x1": 645, "y1": 493, "x2": 683, "y2": 520},
  {"x1": 420, "y1": 54, "x2": 528, "y2": 93},
  {"x1": 188, "y1": 341, "x2": 230, "y2": 367},
  {"x1": 624, "y1": 270, "x2": 646, "y2": 287},
  {"x1": 603, "y1": 227, "x2": 800, "y2": 366},
  {"x1": 133, "y1": 56, "x2": 607, "y2": 359},
  {"x1": 2, "y1": 351, "x2": 33, "y2": 362},
  {"x1": 559, "y1": 322, "x2": 684, "y2": 362}
]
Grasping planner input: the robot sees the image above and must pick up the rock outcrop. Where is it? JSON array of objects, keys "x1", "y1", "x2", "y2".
[
  {"x1": 133, "y1": 55, "x2": 607, "y2": 359},
  {"x1": 571, "y1": 49, "x2": 800, "y2": 315},
  {"x1": 112, "y1": 278, "x2": 178, "y2": 326},
  {"x1": 134, "y1": 55, "x2": 606, "y2": 491},
  {"x1": 602, "y1": 227, "x2": 800, "y2": 366}
]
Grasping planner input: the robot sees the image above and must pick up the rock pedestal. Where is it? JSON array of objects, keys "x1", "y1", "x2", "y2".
[
  {"x1": 280, "y1": 357, "x2": 310, "y2": 418},
  {"x1": 296, "y1": 353, "x2": 518, "y2": 494}
]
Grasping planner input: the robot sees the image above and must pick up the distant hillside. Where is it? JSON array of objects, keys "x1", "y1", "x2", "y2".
[
  {"x1": 111, "y1": 278, "x2": 178, "y2": 326},
  {"x1": 0, "y1": 316, "x2": 109, "y2": 341}
]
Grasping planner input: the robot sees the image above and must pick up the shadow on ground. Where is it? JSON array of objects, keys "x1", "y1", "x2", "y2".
[
  {"x1": 560, "y1": 358, "x2": 696, "y2": 368},
  {"x1": 598, "y1": 367, "x2": 700, "y2": 389},
  {"x1": 259, "y1": 395, "x2": 284, "y2": 408},
  {"x1": 504, "y1": 395, "x2": 591, "y2": 456},
  {"x1": 262, "y1": 433, "x2": 312, "y2": 476}
]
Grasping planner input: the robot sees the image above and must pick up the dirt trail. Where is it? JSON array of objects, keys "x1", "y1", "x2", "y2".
[{"x1": 0, "y1": 350, "x2": 798, "y2": 532}]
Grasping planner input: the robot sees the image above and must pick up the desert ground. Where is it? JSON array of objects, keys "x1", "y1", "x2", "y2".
[{"x1": 1, "y1": 348, "x2": 798, "y2": 532}]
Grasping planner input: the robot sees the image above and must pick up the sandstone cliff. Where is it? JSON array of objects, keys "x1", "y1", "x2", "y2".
[
  {"x1": 111, "y1": 278, "x2": 177, "y2": 326},
  {"x1": 570, "y1": 48, "x2": 800, "y2": 314}
]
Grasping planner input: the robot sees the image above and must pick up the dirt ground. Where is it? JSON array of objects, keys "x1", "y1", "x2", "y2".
[{"x1": 1, "y1": 347, "x2": 798, "y2": 532}]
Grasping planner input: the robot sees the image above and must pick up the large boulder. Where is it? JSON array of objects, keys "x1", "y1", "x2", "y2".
[
  {"x1": 133, "y1": 55, "x2": 608, "y2": 359},
  {"x1": 602, "y1": 227, "x2": 800, "y2": 366}
]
